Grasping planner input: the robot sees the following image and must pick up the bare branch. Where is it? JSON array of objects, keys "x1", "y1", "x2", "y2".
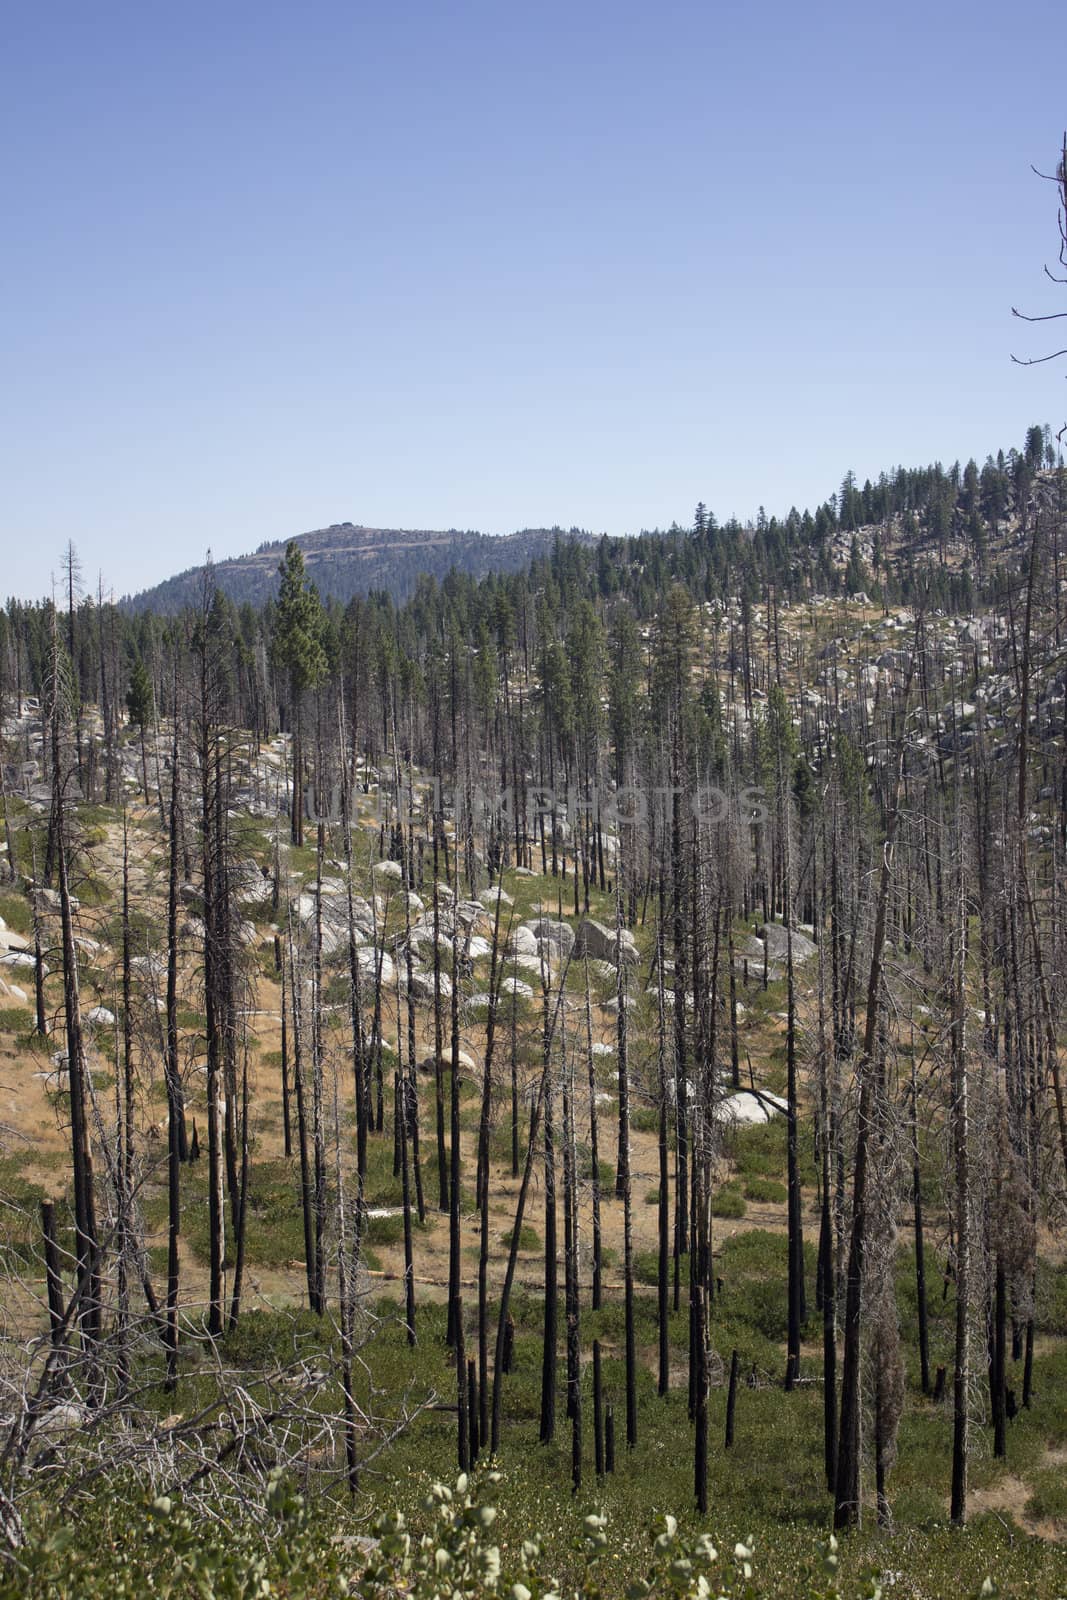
[
  {"x1": 1010, "y1": 349, "x2": 1067, "y2": 366},
  {"x1": 1011, "y1": 306, "x2": 1067, "y2": 323}
]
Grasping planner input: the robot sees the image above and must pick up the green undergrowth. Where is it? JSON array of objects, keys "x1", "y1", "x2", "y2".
[
  {"x1": 4, "y1": 1242, "x2": 1067, "y2": 1596},
  {"x1": 726, "y1": 1118, "x2": 818, "y2": 1187},
  {"x1": 742, "y1": 1175, "x2": 787, "y2": 1203},
  {"x1": 9, "y1": 1460, "x2": 1057, "y2": 1600},
  {"x1": 503, "y1": 1222, "x2": 541, "y2": 1251},
  {"x1": 0, "y1": 890, "x2": 32, "y2": 935},
  {"x1": 712, "y1": 1182, "x2": 746, "y2": 1218}
]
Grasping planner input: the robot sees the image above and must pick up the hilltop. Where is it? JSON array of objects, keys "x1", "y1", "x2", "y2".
[{"x1": 123, "y1": 521, "x2": 597, "y2": 611}]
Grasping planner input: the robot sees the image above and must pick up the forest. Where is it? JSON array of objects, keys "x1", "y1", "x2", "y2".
[{"x1": 2, "y1": 422, "x2": 1067, "y2": 1598}]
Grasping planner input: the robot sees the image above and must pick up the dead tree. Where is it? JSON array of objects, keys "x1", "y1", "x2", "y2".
[
  {"x1": 834, "y1": 661, "x2": 914, "y2": 1530},
  {"x1": 617, "y1": 888, "x2": 637, "y2": 1450},
  {"x1": 163, "y1": 718, "x2": 184, "y2": 1384},
  {"x1": 539, "y1": 963, "x2": 559, "y2": 1446},
  {"x1": 583, "y1": 959, "x2": 603, "y2": 1311},
  {"x1": 48, "y1": 621, "x2": 100, "y2": 1356},
  {"x1": 949, "y1": 845, "x2": 972, "y2": 1525}
]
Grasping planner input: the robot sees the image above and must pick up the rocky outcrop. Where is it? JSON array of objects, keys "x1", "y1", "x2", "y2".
[{"x1": 574, "y1": 918, "x2": 638, "y2": 966}]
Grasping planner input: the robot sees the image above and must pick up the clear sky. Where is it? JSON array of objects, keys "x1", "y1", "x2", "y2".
[{"x1": 3, "y1": 0, "x2": 1066, "y2": 602}]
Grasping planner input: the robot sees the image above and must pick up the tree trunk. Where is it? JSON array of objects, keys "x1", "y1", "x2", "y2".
[{"x1": 834, "y1": 669, "x2": 913, "y2": 1531}]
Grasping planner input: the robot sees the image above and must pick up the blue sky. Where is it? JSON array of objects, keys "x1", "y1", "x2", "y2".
[{"x1": 3, "y1": 0, "x2": 1066, "y2": 601}]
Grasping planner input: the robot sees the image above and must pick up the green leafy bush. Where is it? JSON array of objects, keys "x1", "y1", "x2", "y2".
[
  {"x1": 711, "y1": 1183, "x2": 746, "y2": 1219},
  {"x1": 743, "y1": 1176, "x2": 787, "y2": 1204},
  {"x1": 503, "y1": 1223, "x2": 540, "y2": 1252},
  {"x1": 0, "y1": 892, "x2": 32, "y2": 936},
  {"x1": 0, "y1": 1470, "x2": 1006, "y2": 1600}
]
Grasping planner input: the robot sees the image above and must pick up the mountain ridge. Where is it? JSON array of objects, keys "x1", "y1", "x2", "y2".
[{"x1": 123, "y1": 521, "x2": 598, "y2": 612}]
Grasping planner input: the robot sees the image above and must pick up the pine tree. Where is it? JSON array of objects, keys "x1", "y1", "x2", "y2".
[{"x1": 271, "y1": 542, "x2": 328, "y2": 845}]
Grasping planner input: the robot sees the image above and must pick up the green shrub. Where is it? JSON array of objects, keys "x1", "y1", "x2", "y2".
[
  {"x1": 727, "y1": 1120, "x2": 817, "y2": 1186},
  {"x1": 632, "y1": 1249, "x2": 661, "y2": 1286},
  {"x1": 503, "y1": 1222, "x2": 540, "y2": 1252},
  {"x1": 1036, "y1": 1261, "x2": 1067, "y2": 1336},
  {"x1": 743, "y1": 1176, "x2": 787, "y2": 1204},
  {"x1": 0, "y1": 892, "x2": 32, "y2": 935},
  {"x1": 1026, "y1": 1466, "x2": 1067, "y2": 1522},
  {"x1": 711, "y1": 1183, "x2": 746, "y2": 1218},
  {"x1": 76, "y1": 874, "x2": 111, "y2": 907},
  {"x1": 74, "y1": 803, "x2": 119, "y2": 829},
  {"x1": 365, "y1": 1210, "x2": 405, "y2": 1247},
  {"x1": 218, "y1": 1306, "x2": 332, "y2": 1367}
]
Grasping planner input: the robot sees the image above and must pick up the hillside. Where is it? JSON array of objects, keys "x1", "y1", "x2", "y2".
[
  {"x1": 117, "y1": 428, "x2": 1060, "y2": 620},
  {"x1": 4, "y1": 428, "x2": 1067, "y2": 1597},
  {"x1": 123, "y1": 521, "x2": 597, "y2": 611}
]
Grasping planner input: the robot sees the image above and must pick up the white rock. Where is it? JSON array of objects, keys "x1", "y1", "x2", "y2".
[
  {"x1": 419, "y1": 1048, "x2": 477, "y2": 1075},
  {"x1": 481, "y1": 886, "x2": 513, "y2": 909},
  {"x1": 356, "y1": 947, "x2": 395, "y2": 986},
  {"x1": 532, "y1": 918, "x2": 575, "y2": 956},
  {"x1": 755, "y1": 925, "x2": 816, "y2": 967},
  {"x1": 719, "y1": 1090, "x2": 787, "y2": 1125},
  {"x1": 510, "y1": 952, "x2": 544, "y2": 977},
  {"x1": 406, "y1": 969, "x2": 452, "y2": 1002},
  {"x1": 574, "y1": 918, "x2": 638, "y2": 966},
  {"x1": 0, "y1": 951, "x2": 41, "y2": 973},
  {"x1": 130, "y1": 954, "x2": 164, "y2": 983},
  {"x1": 508, "y1": 926, "x2": 539, "y2": 957}
]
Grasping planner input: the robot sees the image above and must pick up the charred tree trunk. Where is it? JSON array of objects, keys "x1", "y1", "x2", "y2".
[
  {"x1": 51, "y1": 648, "x2": 100, "y2": 1358},
  {"x1": 477, "y1": 900, "x2": 506, "y2": 1443},
  {"x1": 584, "y1": 960, "x2": 603, "y2": 1311},
  {"x1": 539, "y1": 994, "x2": 558, "y2": 1445},
  {"x1": 656, "y1": 912, "x2": 671, "y2": 1395},
  {"x1": 163, "y1": 728, "x2": 184, "y2": 1384},
  {"x1": 433, "y1": 826, "x2": 449, "y2": 1210},
  {"x1": 618, "y1": 895, "x2": 637, "y2": 1450},
  {"x1": 447, "y1": 916, "x2": 469, "y2": 1468},
  {"x1": 950, "y1": 867, "x2": 971, "y2": 1525},
  {"x1": 288, "y1": 918, "x2": 321, "y2": 1315},
  {"x1": 834, "y1": 667, "x2": 913, "y2": 1531},
  {"x1": 911, "y1": 1057, "x2": 931, "y2": 1396}
]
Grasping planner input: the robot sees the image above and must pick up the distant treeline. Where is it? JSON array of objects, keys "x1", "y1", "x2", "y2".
[{"x1": 0, "y1": 423, "x2": 1057, "y2": 747}]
